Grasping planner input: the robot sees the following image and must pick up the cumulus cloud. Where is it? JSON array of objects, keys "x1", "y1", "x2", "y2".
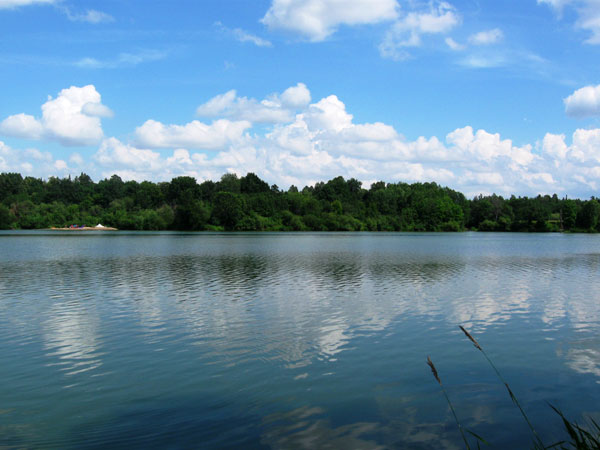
[
  {"x1": 264, "y1": 94, "x2": 399, "y2": 161},
  {"x1": 115, "y1": 89, "x2": 566, "y2": 196},
  {"x1": 86, "y1": 114, "x2": 600, "y2": 198},
  {"x1": 76, "y1": 88, "x2": 598, "y2": 198},
  {"x1": 261, "y1": 0, "x2": 398, "y2": 42},
  {"x1": 0, "y1": 85, "x2": 111, "y2": 146},
  {"x1": 303, "y1": 95, "x2": 354, "y2": 132},
  {"x1": 134, "y1": 119, "x2": 251, "y2": 150},
  {"x1": 0, "y1": 0, "x2": 55, "y2": 9},
  {"x1": 0, "y1": 140, "x2": 74, "y2": 176},
  {"x1": 8, "y1": 85, "x2": 599, "y2": 199},
  {"x1": 379, "y1": 1, "x2": 460, "y2": 60},
  {"x1": 564, "y1": 84, "x2": 600, "y2": 117},
  {"x1": 196, "y1": 83, "x2": 311, "y2": 123},
  {"x1": 569, "y1": 128, "x2": 600, "y2": 163},
  {"x1": 281, "y1": 83, "x2": 312, "y2": 108},
  {"x1": 82, "y1": 102, "x2": 114, "y2": 118},
  {"x1": 0, "y1": 114, "x2": 44, "y2": 140},
  {"x1": 446, "y1": 126, "x2": 535, "y2": 166},
  {"x1": 94, "y1": 138, "x2": 163, "y2": 174},
  {"x1": 468, "y1": 28, "x2": 504, "y2": 45},
  {"x1": 540, "y1": 129, "x2": 600, "y2": 189}
]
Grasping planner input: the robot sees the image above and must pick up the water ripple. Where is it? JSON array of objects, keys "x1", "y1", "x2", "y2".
[{"x1": 1, "y1": 232, "x2": 600, "y2": 448}]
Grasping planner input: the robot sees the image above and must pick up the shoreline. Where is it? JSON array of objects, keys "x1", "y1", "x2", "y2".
[{"x1": 49, "y1": 227, "x2": 118, "y2": 231}]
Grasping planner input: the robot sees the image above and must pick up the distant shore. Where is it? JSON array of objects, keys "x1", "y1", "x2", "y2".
[
  {"x1": 49, "y1": 226, "x2": 118, "y2": 231},
  {"x1": 2, "y1": 172, "x2": 599, "y2": 233}
]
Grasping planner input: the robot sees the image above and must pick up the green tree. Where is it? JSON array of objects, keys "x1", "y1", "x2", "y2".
[
  {"x1": 577, "y1": 200, "x2": 600, "y2": 231},
  {"x1": 0, "y1": 172, "x2": 24, "y2": 204},
  {"x1": 212, "y1": 192, "x2": 244, "y2": 230},
  {"x1": 167, "y1": 176, "x2": 199, "y2": 205},
  {"x1": 173, "y1": 191, "x2": 210, "y2": 231},
  {"x1": 0, "y1": 204, "x2": 15, "y2": 229},
  {"x1": 217, "y1": 173, "x2": 241, "y2": 194},
  {"x1": 240, "y1": 172, "x2": 270, "y2": 194},
  {"x1": 561, "y1": 199, "x2": 578, "y2": 230}
]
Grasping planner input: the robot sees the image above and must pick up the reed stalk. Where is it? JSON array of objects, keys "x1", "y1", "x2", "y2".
[
  {"x1": 427, "y1": 355, "x2": 472, "y2": 450},
  {"x1": 459, "y1": 325, "x2": 545, "y2": 449}
]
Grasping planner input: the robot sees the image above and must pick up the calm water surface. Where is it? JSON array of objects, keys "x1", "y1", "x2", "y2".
[{"x1": 1, "y1": 231, "x2": 600, "y2": 449}]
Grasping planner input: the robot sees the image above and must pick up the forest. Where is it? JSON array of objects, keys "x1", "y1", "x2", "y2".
[{"x1": 0, "y1": 171, "x2": 599, "y2": 232}]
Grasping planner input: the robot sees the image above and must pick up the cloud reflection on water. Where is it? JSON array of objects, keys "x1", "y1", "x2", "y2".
[
  {"x1": 2, "y1": 233, "x2": 600, "y2": 447},
  {"x1": 43, "y1": 299, "x2": 102, "y2": 376}
]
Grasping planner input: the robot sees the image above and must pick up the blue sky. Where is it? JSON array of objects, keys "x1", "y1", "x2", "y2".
[{"x1": 1, "y1": 0, "x2": 600, "y2": 197}]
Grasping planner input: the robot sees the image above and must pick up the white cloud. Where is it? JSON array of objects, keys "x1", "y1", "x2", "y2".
[
  {"x1": 303, "y1": 95, "x2": 354, "y2": 132},
  {"x1": 564, "y1": 83, "x2": 600, "y2": 117},
  {"x1": 538, "y1": 0, "x2": 573, "y2": 10},
  {"x1": 74, "y1": 50, "x2": 166, "y2": 69},
  {"x1": 24, "y1": 147, "x2": 52, "y2": 162},
  {"x1": 570, "y1": 128, "x2": 600, "y2": 163},
  {"x1": 84, "y1": 115, "x2": 600, "y2": 198},
  {"x1": 196, "y1": 83, "x2": 311, "y2": 124},
  {"x1": 196, "y1": 90, "x2": 237, "y2": 117},
  {"x1": 0, "y1": 140, "x2": 73, "y2": 176},
  {"x1": 54, "y1": 159, "x2": 67, "y2": 170},
  {"x1": 128, "y1": 90, "x2": 597, "y2": 196},
  {"x1": 0, "y1": 113, "x2": 44, "y2": 140},
  {"x1": 82, "y1": 102, "x2": 114, "y2": 118},
  {"x1": 0, "y1": 85, "x2": 111, "y2": 146},
  {"x1": 379, "y1": 1, "x2": 460, "y2": 60},
  {"x1": 6, "y1": 85, "x2": 598, "y2": 199},
  {"x1": 446, "y1": 126, "x2": 535, "y2": 166},
  {"x1": 134, "y1": 119, "x2": 251, "y2": 150},
  {"x1": 264, "y1": 94, "x2": 398, "y2": 161},
  {"x1": 0, "y1": 0, "x2": 113, "y2": 25},
  {"x1": 261, "y1": 0, "x2": 398, "y2": 42},
  {"x1": 542, "y1": 133, "x2": 569, "y2": 160},
  {"x1": 468, "y1": 28, "x2": 504, "y2": 45},
  {"x1": 232, "y1": 28, "x2": 272, "y2": 47},
  {"x1": 445, "y1": 37, "x2": 465, "y2": 50},
  {"x1": 577, "y1": 6, "x2": 600, "y2": 44},
  {"x1": 215, "y1": 22, "x2": 272, "y2": 47},
  {"x1": 467, "y1": 171, "x2": 504, "y2": 186},
  {"x1": 539, "y1": 0, "x2": 600, "y2": 44},
  {"x1": 69, "y1": 153, "x2": 84, "y2": 166},
  {"x1": 458, "y1": 54, "x2": 508, "y2": 68},
  {"x1": 281, "y1": 83, "x2": 312, "y2": 108},
  {"x1": 457, "y1": 49, "x2": 546, "y2": 71},
  {"x1": 94, "y1": 138, "x2": 163, "y2": 172},
  {"x1": 65, "y1": 9, "x2": 114, "y2": 24},
  {"x1": 0, "y1": 0, "x2": 55, "y2": 9}
]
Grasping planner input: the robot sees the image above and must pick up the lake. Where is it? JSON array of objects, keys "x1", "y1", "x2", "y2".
[{"x1": 1, "y1": 231, "x2": 599, "y2": 449}]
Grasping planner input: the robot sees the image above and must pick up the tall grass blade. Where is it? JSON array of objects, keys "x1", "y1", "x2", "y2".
[
  {"x1": 427, "y1": 356, "x2": 472, "y2": 450},
  {"x1": 550, "y1": 405, "x2": 600, "y2": 449},
  {"x1": 466, "y1": 429, "x2": 489, "y2": 446},
  {"x1": 459, "y1": 325, "x2": 545, "y2": 449}
]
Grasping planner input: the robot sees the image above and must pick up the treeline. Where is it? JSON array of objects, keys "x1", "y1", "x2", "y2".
[{"x1": 0, "y1": 172, "x2": 598, "y2": 232}]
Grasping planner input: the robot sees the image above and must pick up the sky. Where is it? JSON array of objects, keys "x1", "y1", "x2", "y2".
[{"x1": 1, "y1": 0, "x2": 600, "y2": 198}]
